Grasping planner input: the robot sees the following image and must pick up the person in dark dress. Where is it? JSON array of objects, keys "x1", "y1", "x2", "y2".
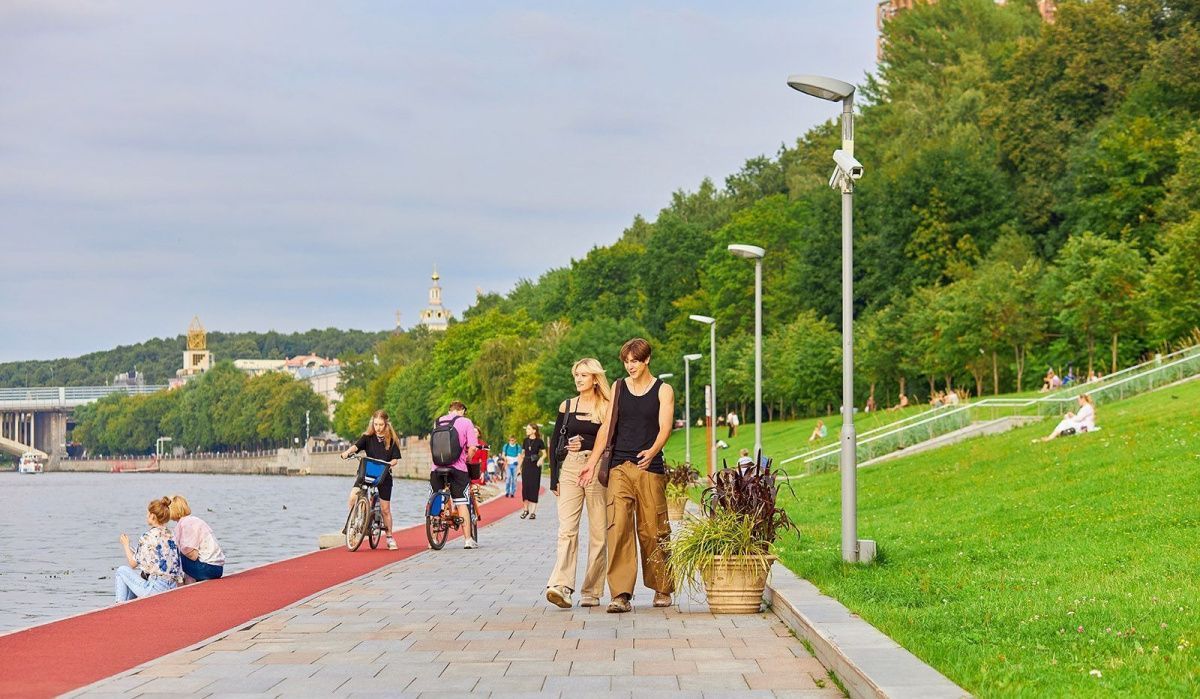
[
  {"x1": 340, "y1": 410, "x2": 403, "y2": 550},
  {"x1": 520, "y1": 424, "x2": 546, "y2": 519}
]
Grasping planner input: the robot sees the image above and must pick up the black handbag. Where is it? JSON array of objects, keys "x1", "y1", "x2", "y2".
[{"x1": 554, "y1": 398, "x2": 574, "y2": 462}]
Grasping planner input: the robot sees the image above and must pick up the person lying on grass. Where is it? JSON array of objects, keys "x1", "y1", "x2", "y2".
[{"x1": 1035, "y1": 393, "x2": 1096, "y2": 442}]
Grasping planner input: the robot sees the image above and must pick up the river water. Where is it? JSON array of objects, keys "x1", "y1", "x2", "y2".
[{"x1": 0, "y1": 471, "x2": 431, "y2": 633}]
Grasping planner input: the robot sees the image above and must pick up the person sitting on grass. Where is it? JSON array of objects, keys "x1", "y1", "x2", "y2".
[
  {"x1": 1036, "y1": 394, "x2": 1096, "y2": 442},
  {"x1": 808, "y1": 419, "x2": 827, "y2": 443},
  {"x1": 169, "y1": 495, "x2": 225, "y2": 582},
  {"x1": 115, "y1": 497, "x2": 183, "y2": 602}
]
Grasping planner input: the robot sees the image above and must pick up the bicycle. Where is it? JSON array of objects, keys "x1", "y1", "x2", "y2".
[
  {"x1": 425, "y1": 467, "x2": 481, "y2": 550},
  {"x1": 344, "y1": 455, "x2": 389, "y2": 551}
]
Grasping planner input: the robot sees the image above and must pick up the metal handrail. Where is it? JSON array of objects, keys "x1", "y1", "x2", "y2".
[{"x1": 782, "y1": 345, "x2": 1200, "y2": 470}]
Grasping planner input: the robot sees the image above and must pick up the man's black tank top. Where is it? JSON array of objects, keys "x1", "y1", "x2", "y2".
[{"x1": 611, "y1": 378, "x2": 665, "y2": 474}]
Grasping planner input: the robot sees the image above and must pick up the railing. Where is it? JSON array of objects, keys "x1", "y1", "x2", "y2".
[
  {"x1": 783, "y1": 345, "x2": 1200, "y2": 475},
  {"x1": 0, "y1": 385, "x2": 168, "y2": 407}
]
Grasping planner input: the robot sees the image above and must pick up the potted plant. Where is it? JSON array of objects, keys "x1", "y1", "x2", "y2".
[
  {"x1": 664, "y1": 461, "x2": 700, "y2": 521},
  {"x1": 667, "y1": 457, "x2": 796, "y2": 613}
]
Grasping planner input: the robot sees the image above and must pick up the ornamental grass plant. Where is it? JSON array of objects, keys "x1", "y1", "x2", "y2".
[{"x1": 668, "y1": 457, "x2": 797, "y2": 595}]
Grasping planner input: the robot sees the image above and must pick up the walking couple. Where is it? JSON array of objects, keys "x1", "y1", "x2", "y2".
[{"x1": 544, "y1": 338, "x2": 675, "y2": 613}]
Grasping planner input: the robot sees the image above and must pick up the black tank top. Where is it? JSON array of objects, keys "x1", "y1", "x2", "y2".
[{"x1": 611, "y1": 378, "x2": 665, "y2": 473}]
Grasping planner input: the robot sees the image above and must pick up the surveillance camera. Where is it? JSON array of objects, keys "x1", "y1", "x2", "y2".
[{"x1": 832, "y1": 149, "x2": 863, "y2": 180}]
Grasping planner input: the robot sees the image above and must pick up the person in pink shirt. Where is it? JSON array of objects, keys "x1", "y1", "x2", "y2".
[
  {"x1": 169, "y1": 495, "x2": 225, "y2": 582},
  {"x1": 431, "y1": 401, "x2": 479, "y2": 549}
]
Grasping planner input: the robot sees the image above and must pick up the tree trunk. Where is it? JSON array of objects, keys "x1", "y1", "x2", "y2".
[
  {"x1": 1087, "y1": 335, "x2": 1095, "y2": 375},
  {"x1": 899, "y1": 375, "x2": 907, "y2": 397},
  {"x1": 1111, "y1": 333, "x2": 1119, "y2": 374},
  {"x1": 992, "y1": 351, "x2": 999, "y2": 395},
  {"x1": 1014, "y1": 344, "x2": 1025, "y2": 393}
]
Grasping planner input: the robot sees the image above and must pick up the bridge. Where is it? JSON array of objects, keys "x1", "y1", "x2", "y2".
[{"x1": 0, "y1": 385, "x2": 167, "y2": 460}]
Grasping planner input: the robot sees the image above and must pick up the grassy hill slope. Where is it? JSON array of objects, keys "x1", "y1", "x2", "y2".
[{"x1": 775, "y1": 379, "x2": 1200, "y2": 697}]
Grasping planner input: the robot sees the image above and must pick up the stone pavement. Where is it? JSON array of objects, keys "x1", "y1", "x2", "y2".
[{"x1": 73, "y1": 490, "x2": 844, "y2": 698}]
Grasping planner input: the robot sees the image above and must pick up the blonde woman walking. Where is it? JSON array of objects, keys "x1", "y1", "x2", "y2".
[{"x1": 545, "y1": 358, "x2": 611, "y2": 608}]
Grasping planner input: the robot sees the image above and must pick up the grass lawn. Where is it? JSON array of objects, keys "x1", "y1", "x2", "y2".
[{"x1": 773, "y1": 378, "x2": 1200, "y2": 697}]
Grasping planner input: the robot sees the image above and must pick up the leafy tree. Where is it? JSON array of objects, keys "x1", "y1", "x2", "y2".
[{"x1": 1052, "y1": 233, "x2": 1148, "y2": 373}]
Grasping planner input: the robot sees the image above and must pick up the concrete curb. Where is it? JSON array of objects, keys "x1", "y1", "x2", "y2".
[{"x1": 763, "y1": 564, "x2": 970, "y2": 699}]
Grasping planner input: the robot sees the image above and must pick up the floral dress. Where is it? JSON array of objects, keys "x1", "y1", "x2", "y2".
[{"x1": 135, "y1": 526, "x2": 184, "y2": 584}]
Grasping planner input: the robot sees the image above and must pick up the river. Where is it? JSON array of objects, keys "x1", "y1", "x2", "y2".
[{"x1": 0, "y1": 471, "x2": 431, "y2": 633}]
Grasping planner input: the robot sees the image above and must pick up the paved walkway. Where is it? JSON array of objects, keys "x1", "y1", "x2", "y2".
[{"x1": 73, "y1": 491, "x2": 842, "y2": 698}]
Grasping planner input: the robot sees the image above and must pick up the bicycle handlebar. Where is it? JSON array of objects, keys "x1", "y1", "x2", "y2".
[{"x1": 343, "y1": 454, "x2": 394, "y2": 466}]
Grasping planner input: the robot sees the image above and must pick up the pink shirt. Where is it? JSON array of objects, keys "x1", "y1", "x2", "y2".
[
  {"x1": 433, "y1": 413, "x2": 477, "y2": 473},
  {"x1": 175, "y1": 514, "x2": 225, "y2": 566}
]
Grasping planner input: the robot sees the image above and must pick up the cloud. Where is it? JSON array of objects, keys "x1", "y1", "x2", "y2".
[{"x1": 0, "y1": 1, "x2": 878, "y2": 364}]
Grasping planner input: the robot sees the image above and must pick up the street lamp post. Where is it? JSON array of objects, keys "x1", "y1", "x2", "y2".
[
  {"x1": 689, "y1": 315, "x2": 717, "y2": 479},
  {"x1": 787, "y1": 73, "x2": 874, "y2": 563},
  {"x1": 683, "y1": 353, "x2": 702, "y2": 466},
  {"x1": 155, "y1": 436, "x2": 172, "y2": 460},
  {"x1": 729, "y1": 244, "x2": 765, "y2": 458}
]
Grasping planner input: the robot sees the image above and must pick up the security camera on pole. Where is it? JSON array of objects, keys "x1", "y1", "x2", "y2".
[{"x1": 787, "y1": 73, "x2": 875, "y2": 564}]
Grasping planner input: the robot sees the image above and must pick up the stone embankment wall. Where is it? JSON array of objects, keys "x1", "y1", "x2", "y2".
[{"x1": 51, "y1": 439, "x2": 434, "y2": 479}]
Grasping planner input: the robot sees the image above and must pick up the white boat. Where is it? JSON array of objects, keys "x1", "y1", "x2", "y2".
[{"x1": 18, "y1": 452, "x2": 43, "y2": 474}]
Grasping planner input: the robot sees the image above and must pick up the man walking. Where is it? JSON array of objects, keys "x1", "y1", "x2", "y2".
[
  {"x1": 727, "y1": 410, "x2": 739, "y2": 439},
  {"x1": 580, "y1": 338, "x2": 675, "y2": 613}
]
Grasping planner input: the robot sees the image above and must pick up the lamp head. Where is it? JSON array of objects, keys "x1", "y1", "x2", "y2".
[
  {"x1": 728, "y1": 243, "x2": 765, "y2": 260},
  {"x1": 688, "y1": 314, "x2": 715, "y2": 325},
  {"x1": 658, "y1": 373, "x2": 675, "y2": 380},
  {"x1": 787, "y1": 74, "x2": 855, "y2": 102},
  {"x1": 683, "y1": 353, "x2": 703, "y2": 362}
]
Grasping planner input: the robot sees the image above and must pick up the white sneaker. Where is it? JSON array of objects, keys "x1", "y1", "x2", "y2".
[
  {"x1": 464, "y1": 538, "x2": 478, "y2": 549},
  {"x1": 387, "y1": 537, "x2": 398, "y2": 550}
]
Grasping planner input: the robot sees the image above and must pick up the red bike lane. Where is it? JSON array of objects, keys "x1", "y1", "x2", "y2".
[{"x1": 0, "y1": 492, "x2": 525, "y2": 698}]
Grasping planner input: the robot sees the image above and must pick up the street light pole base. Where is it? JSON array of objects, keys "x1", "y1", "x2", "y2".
[{"x1": 856, "y1": 539, "x2": 877, "y2": 563}]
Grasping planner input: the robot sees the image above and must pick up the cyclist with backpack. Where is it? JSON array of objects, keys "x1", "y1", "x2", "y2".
[{"x1": 429, "y1": 400, "x2": 479, "y2": 549}]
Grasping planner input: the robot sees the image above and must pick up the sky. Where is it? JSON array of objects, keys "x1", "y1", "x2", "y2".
[{"x1": 0, "y1": 1, "x2": 878, "y2": 364}]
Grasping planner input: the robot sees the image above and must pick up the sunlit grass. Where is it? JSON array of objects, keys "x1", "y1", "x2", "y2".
[{"x1": 773, "y1": 379, "x2": 1200, "y2": 697}]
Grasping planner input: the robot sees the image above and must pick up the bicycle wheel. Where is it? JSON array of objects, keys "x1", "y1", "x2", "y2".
[
  {"x1": 346, "y1": 494, "x2": 368, "y2": 551},
  {"x1": 368, "y1": 497, "x2": 383, "y2": 550},
  {"x1": 425, "y1": 492, "x2": 449, "y2": 550}
]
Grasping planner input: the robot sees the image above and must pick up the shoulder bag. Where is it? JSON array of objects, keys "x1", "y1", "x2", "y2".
[{"x1": 597, "y1": 379, "x2": 623, "y2": 487}]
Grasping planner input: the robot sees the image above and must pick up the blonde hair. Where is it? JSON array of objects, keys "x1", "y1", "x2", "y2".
[
  {"x1": 363, "y1": 409, "x2": 400, "y2": 450},
  {"x1": 572, "y1": 357, "x2": 612, "y2": 423},
  {"x1": 1079, "y1": 393, "x2": 1094, "y2": 407},
  {"x1": 147, "y1": 497, "x2": 171, "y2": 526},
  {"x1": 168, "y1": 495, "x2": 191, "y2": 521}
]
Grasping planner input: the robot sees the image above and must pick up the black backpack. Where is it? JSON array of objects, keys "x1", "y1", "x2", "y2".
[{"x1": 430, "y1": 415, "x2": 463, "y2": 466}]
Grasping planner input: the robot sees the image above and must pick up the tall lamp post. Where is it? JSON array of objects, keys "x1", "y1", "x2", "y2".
[
  {"x1": 728, "y1": 244, "x2": 765, "y2": 458},
  {"x1": 682, "y1": 353, "x2": 702, "y2": 466},
  {"x1": 689, "y1": 314, "x2": 717, "y2": 479},
  {"x1": 787, "y1": 74, "x2": 874, "y2": 563}
]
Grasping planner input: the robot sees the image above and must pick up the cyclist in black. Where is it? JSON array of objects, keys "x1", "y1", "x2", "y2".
[{"x1": 341, "y1": 410, "x2": 402, "y2": 550}]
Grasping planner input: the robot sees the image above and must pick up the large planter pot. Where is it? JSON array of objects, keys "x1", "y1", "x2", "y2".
[
  {"x1": 701, "y1": 554, "x2": 777, "y2": 614},
  {"x1": 667, "y1": 496, "x2": 689, "y2": 521}
]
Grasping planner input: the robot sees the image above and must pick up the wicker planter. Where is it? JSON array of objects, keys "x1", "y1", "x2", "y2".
[
  {"x1": 701, "y1": 554, "x2": 777, "y2": 614},
  {"x1": 667, "y1": 496, "x2": 689, "y2": 521}
]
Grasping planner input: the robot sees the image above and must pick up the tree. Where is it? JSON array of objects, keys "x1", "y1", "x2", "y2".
[
  {"x1": 1052, "y1": 233, "x2": 1148, "y2": 373},
  {"x1": 1143, "y1": 215, "x2": 1200, "y2": 344}
]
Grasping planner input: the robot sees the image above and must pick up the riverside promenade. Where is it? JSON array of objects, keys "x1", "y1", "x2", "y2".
[{"x1": 64, "y1": 491, "x2": 841, "y2": 698}]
